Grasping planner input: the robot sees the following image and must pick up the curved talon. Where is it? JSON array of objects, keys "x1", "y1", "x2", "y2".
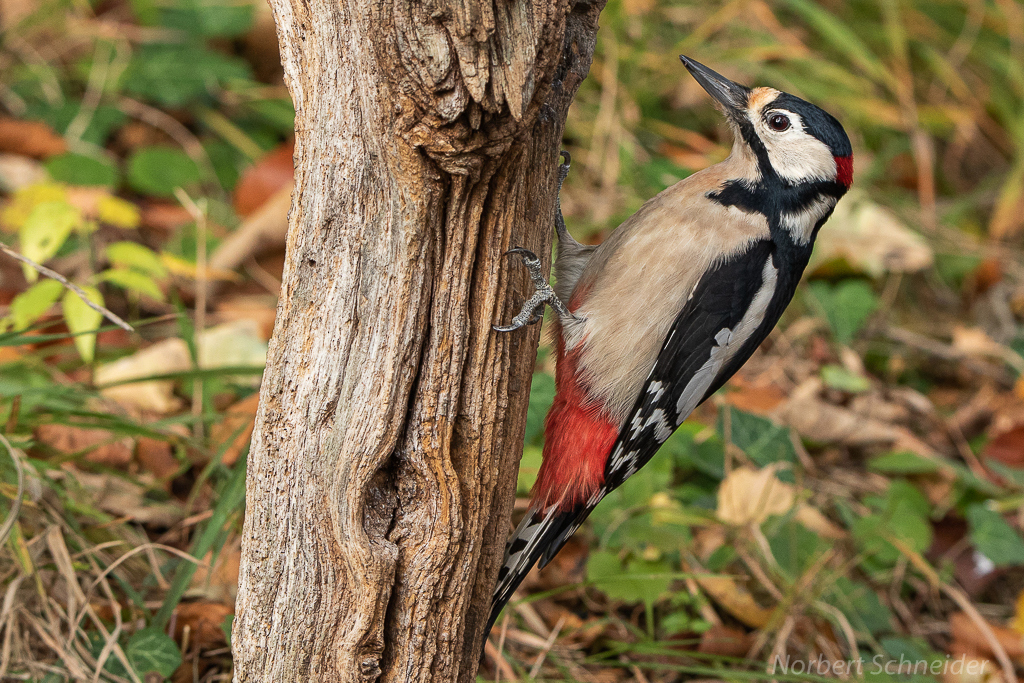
[{"x1": 505, "y1": 247, "x2": 537, "y2": 260}]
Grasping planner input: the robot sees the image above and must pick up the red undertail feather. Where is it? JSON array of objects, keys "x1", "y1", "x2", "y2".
[
  {"x1": 835, "y1": 155, "x2": 854, "y2": 188},
  {"x1": 532, "y1": 319, "x2": 618, "y2": 512}
]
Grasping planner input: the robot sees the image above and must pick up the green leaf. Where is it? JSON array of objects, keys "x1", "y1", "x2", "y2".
[
  {"x1": 39, "y1": 103, "x2": 126, "y2": 147},
  {"x1": 247, "y1": 98, "x2": 296, "y2": 134},
  {"x1": 718, "y1": 406, "x2": 796, "y2": 470},
  {"x1": 868, "y1": 451, "x2": 940, "y2": 475},
  {"x1": 853, "y1": 481, "x2": 932, "y2": 565},
  {"x1": 97, "y1": 268, "x2": 165, "y2": 300},
  {"x1": 106, "y1": 241, "x2": 167, "y2": 277},
  {"x1": 61, "y1": 286, "x2": 104, "y2": 363},
  {"x1": 966, "y1": 503, "x2": 1024, "y2": 568},
  {"x1": 221, "y1": 613, "x2": 234, "y2": 647},
  {"x1": 766, "y1": 516, "x2": 830, "y2": 577},
  {"x1": 820, "y1": 364, "x2": 870, "y2": 393},
  {"x1": 18, "y1": 200, "x2": 81, "y2": 281},
  {"x1": 126, "y1": 628, "x2": 182, "y2": 677},
  {"x1": 7, "y1": 279, "x2": 63, "y2": 330},
  {"x1": 123, "y1": 44, "x2": 252, "y2": 107},
  {"x1": 586, "y1": 550, "x2": 673, "y2": 606},
  {"x1": 158, "y1": 0, "x2": 254, "y2": 37},
  {"x1": 44, "y1": 153, "x2": 119, "y2": 187},
  {"x1": 829, "y1": 576, "x2": 893, "y2": 637},
  {"x1": 807, "y1": 279, "x2": 878, "y2": 345},
  {"x1": 126, "y1": 147, "x2": 201, "y2": 198}
]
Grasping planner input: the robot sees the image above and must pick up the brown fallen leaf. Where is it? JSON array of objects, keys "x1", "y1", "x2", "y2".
[
  {"x1": 35, "y1": 423, "x2": 133, "y2": 467},
  {"x1": 717, "y1": 464, "x2": 795, "y2": 526},
  {"x1": 136, "y1": 436, "x2": 180, "y2": 483},
  {"x1": 172, "y1": 601, "x2": 233, "y2": 650},
  {"x1": 215, "y1": 295, "x2": 278, "y2": 341},
  {"x1": 140, "y1": 201, "x2": 194, "y2": 231},
  {"x1": 63, "y1": 467, "x2": 185, "y2": 526},
  {"x1": 190, "y1": 535, "x2": 241, "y2": 604},
  {"x1": 983, "y1": 425, "x2": 1024, "y2": 470},
  {"x1": 0, "y1": 152, "x2": 47, "y2": 191},
  {"x1": 942, "y1": 646, "x2": 1004, "y2": 683},
  {"x1": 209, "y1": 393, "x2": 260, "y2": 466},
  {"x1": 949, "y1": 611, "x2": 1024, "y2": 663},
  {"x1": 233, "y1": 140, "x2": 294, "y2": 217},
  {"x1": 717, "y1": 464, "x2": 845, "y2": 538},
  {"x1": 698, "y1": 623, "x2": 752, "y2": 656},
  {"x1": 0, "y1": 117, "x2": 66, "y2": 158},
  {"x1": 771, "y1": 378, "x2": 939, "y2": 457},
  {"x1": 928, "y1": 517, "x2": 1000, "y2": 599},
  {"x1": 693, "y1": 572, "x2": 774, "y2": 629},
  {"x1": 209, "y1": 182, "x2": 292, "y2": 275},
  {"x1": 723, "y1": 376, "x2": 786, "y2": 415},
  {"x1": 94, "y1": 338, "x2": 191, "y2": 413},
  {"x1": 809, "y1": 191, "x2": 933, "y2": 277}
]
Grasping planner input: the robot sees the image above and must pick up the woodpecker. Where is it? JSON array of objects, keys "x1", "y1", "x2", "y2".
[{"x1": 488, "y1": 56, "x2": 852, "y2": 633}]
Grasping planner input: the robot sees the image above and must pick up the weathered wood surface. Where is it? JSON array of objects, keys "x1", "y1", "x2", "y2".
[{"x1": 231, "y1": 0, "x2": 604, "y2": 679}]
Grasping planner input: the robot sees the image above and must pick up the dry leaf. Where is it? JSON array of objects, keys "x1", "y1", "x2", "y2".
[
  {"x1": 982, "y1": 425, "x2": 1024, "y2": 470},
  {"x1": 0, "y1": 152, "x2": 47, "y2": 191},
  {"x1": 772, "y1": 379, "x2": 939, "y2": 456},
  {"x1": 953, "y1": 327, "x2": 1008, "y2": 361},
  {"x1": 65, "y1": 468, "x2": 185, "y2": 526},
  {"x1": 215, "y1": 295, "x2": 277, "y2": 341},
  {"x1": 210, "y1": 393, "x2": 260, "y2": 466},
  {"x1": 233, "y1": 141, "x2": 294, "y2": 217},
  {"x1": 140, "y1": 201, "x2": 193, "y2": 231},
  {"x1": 136, "y1": 436, "x2": 179, "y2": 482},
  {"x1": 0, "y1": 117, "x2": 66, "y2": 158},
  {"x1": 95, "y1": 338, "x2": 191, "y2": 413},
  {"x1": 172, "y1": 601, "x2": 233, "y2": 650},
  {"x1": 717, "y1": 464, "x2": 795, "y2": 526},
  {"x1": 189, "y1": 535, "x2": 241, "y2": 604},
  {"x1": 949, "y1": 611, "x2": 1024, "y2": 663},
  {"x1": 717, "y1": 463, "x2": 844, "y2": 538},
  {"x1": 811, "y1": 191, "x2": 933, "y2": 277},
  {"x1": 694, "y1": 573, "x2": 774, "y2": 628},
  {"x1": 34, "y1": 423, "x2": 133, "y2": 467},
  {"x1": 698, "y1": 624, "x2": 752, "y2": 656},
  {"x1": 723, "y1": 378, "x2": 786, "y2": 415}
]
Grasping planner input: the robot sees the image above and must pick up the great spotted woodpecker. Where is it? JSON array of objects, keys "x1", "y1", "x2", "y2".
[{"x1": 487, "y1": 56, "x2": 853, "y2": 633}]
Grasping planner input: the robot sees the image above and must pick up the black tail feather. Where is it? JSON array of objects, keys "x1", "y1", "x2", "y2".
[{"x1": 485, "y1": 494, "x2": 605, "y2": 637}]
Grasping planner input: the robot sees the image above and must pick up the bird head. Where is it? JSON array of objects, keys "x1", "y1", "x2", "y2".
[{"x1": 680, "y1": 56, "x2": 853, "y2": 191}]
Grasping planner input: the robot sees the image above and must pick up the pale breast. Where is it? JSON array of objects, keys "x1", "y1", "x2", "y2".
[{"x1": 565, "y1": 166, "x2": 770, "y2": 425}]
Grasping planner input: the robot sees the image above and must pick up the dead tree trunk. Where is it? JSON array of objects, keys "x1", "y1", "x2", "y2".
[{"x1": 231, "y1": 0, "x2": 604, "y2": 679}]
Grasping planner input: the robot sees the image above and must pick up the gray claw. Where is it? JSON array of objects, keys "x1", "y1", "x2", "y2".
[{"x1": 494, "y1": 247, "x2": 578, "y2": 333}]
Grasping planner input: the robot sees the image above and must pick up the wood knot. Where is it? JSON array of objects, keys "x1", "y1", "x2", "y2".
[{"x1": 359, "y1": 656, "x2": 382, "y2": 680}]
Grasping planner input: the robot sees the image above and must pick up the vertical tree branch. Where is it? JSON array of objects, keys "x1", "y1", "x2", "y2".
[{"x1": 232, "y1": 0, "x2": 604, "y2": 680}]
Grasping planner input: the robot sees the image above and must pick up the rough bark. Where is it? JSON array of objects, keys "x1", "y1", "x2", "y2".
[{"x1": 231, "y1": 0, "x2": 604, "y2": 679}]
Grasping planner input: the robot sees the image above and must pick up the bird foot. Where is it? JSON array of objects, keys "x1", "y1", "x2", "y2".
[{"x1": 493, "y1": 248, "x2": 575, "y2": 333}]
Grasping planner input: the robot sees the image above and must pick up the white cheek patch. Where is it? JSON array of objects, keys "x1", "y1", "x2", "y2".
[
  {"x1": 751, "y1": 111, "x2": 837, "y2": 184},
  {"x1": 780, "y1": 194, "x2": 837, "y2": 245}
]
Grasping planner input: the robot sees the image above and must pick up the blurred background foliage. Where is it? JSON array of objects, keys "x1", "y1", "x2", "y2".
[{"x1": 2, "y1": 0, "x2": 1024, "y2": 680}]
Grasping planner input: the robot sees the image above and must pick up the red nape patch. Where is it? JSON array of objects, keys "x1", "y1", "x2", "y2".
[
  {"x1": 834, "y1": 155, "x2": 854, "y2": 188},
  {"x1": 531, "y1": 336, "x2": 618, "y2": 512}
]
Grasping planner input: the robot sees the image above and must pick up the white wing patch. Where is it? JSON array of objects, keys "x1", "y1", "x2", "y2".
[{"x1": 675, "y1": 256, "x2": 779, "y2": 425}]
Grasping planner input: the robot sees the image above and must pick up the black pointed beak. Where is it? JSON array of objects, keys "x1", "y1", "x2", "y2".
[{"x1": 679, "y1": 56, "x2": 749, "y2": 117}]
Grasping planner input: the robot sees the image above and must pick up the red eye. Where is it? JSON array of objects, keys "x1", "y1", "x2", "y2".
[{"x1": 768, "y1": 113, "x2": 790, "y2": 131}]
